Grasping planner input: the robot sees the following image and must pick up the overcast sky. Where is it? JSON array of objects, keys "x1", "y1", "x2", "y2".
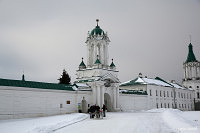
[{"x1": 0, "y1": 0, "x2": 200, "y2": 84}]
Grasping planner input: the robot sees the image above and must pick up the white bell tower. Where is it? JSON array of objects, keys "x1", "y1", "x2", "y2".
[
  {"x1": 86, "y1": 19, "x2": 110, "y2": 68},
  {"x1": 76, "y1": 20, "x2": 120, "y2": 111}
]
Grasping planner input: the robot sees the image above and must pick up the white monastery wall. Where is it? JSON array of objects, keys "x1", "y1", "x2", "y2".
[
  {"x1": 0, "y1": 86, "x2": 92, "y2": 120},
  {"x1": 119, "y1": 94, "x2": 148, "y2": 111}
]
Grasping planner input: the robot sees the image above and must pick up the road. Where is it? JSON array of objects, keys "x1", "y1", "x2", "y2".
[{"x1": 54, "y1": 112, "x2": 174, "y2": 133}]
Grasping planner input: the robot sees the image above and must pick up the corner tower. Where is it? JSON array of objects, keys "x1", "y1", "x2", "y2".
[
  {"x1": 183, "y1": 43, "x2": 200, "y2": 81},
  {"x1": 183, "y1": 42, "x2": 200, "y2": 108}
]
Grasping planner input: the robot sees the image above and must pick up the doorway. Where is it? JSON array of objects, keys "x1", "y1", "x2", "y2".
[{"x1": 104, "y1": 93, "x2": 112, "y2": 111}]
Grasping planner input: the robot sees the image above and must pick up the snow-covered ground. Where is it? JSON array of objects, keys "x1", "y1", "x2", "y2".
[{"x1": 0, "y1": 109, "x2": 200, "y2": 133}]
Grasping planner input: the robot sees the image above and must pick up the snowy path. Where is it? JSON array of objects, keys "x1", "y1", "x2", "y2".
[
  {"x1": 55, "y1": 112, "x2": 173, "y2": 133},
  {"x1": 1, "y1": 109, "x2": 200, "y2": 133}
]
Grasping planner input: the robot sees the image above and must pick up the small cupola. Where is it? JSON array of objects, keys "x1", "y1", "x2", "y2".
[
  {"x1": 94, "y1": 55, "x2": 101, "y2": 64},
  {"x1": 79, "y1": 58, "x2": 86, "y2": 70},
  {"x1": 93, "y1": 55, "x2": 102, "y2": 68},
  {"x1": 110, "y1": 59, "x2": 116, "y2": 69}
]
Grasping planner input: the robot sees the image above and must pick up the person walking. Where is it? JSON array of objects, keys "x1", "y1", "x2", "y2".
[{"x1": 102, "y1": 104, "x2": 106, "y2": 117}]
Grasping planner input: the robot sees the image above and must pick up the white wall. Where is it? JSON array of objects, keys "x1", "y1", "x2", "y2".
[
  {"x1": 0, "y1": 86, "x2": 92, "y2": 120},
  {"x1": 119, "y1": 94, "x2": 148, "y2": 111}
]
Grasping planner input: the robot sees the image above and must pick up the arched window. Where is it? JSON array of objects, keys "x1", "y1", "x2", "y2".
[{"x1": 197, "y1": 92, "x2": 200, "y2": 99}]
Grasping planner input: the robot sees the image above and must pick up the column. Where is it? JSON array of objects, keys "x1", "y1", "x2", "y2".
[
  {"x1": 94, "y1": 44, "x2": 97, "y2": 65},
  {"x1": 113, "y1": 87, "x2": 116, "y2": 110},
  {"x1": 198, "y1": 66, "x2": 200, "y2": 78},
  {"x1": 96, "y1": 85, "x2": 100, "y2": 106},
  {"x1": 116, "y1": 86, "x2": 119, "y2": 108},
  {"x1": 189, "y1": 66, "x2": 192, "y2": 79},
  {"x1": 100, "y1": 44, "x2": 104, "y2": 66},
  {"x1": 101, "y1": 86, "x2": 104, "y2": 108},
  {"x1": 92, "y1": 86, "x2": 96, "y2": 105},
  {"x1": 195, "y1": 66, "x2": 198, "y2": 78}
]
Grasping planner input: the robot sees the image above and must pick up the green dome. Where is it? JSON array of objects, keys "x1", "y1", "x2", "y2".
[
  {"x1": 110, "y1": 59, "x2": 116, "y2": 68},
  {"x1": 185, "y1": 43, "x2": 197, "y2": 63},
  {"x1": 90, "y1": 25, "x2": 104, "y2": 35}
]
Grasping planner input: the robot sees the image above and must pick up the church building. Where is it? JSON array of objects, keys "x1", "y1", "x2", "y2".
[{"x1": 76, "y1": 19, "x2": 120, "y2": 111}]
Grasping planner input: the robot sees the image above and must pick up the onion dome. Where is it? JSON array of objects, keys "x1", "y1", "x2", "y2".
[
  {"x1": 90, "y1": 19, "x2": 104, "y2": 36},
  {"x1": 185, "y1": 43, "x2": 197, "y2": 63},
  {"x1": 110, "y1": 59, "x2": 116, "y2": 68},
  {"x1": 79, "y1": 58, "x2": 86, "y2": 69},
  {"x1": 94, "y1": 55, "x2": 101, "y2": 64}
]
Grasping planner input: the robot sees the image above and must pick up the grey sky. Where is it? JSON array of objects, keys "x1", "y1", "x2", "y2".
[{"x1": 0, "y1": 0, "x2": 200, "y2": 84}]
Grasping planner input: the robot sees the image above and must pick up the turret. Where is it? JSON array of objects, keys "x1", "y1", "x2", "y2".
[{"x1": 183, "y1": 43, "x2": 200, "y2": 81}]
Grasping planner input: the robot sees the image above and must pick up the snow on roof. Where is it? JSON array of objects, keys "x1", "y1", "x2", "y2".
[
  {"x1": 120, "y1": 76, "x2": 194, "y2": 91},
  {"x1": 120, "y1": 77, "x2": 172, "y2": 87},
  {"x1": 75, "y1": 83, "x2": 89, "y2": 88},
  {"x1": 167, "y1": 82, "x2": 193, "y2": 91},
  {"x1": 138, "y1": 77, "x2": 172, "y2": 87}
]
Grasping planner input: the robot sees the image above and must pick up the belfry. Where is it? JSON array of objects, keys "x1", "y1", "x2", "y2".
[{"x1": 76, "y1": 20, "x2": 120, "y2": 111}]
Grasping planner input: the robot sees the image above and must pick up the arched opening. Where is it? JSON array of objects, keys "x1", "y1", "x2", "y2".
[
  {"x1": 81, "y1": 97, "x2": 87, "y2": 113},
  {"x1": 104, "y1": 93, "x2": 112, "y2": 112}
]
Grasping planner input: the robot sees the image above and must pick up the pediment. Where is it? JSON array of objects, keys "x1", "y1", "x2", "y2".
[{"x1": 97, "y1": 73, "x2": 120, "y2": 83}]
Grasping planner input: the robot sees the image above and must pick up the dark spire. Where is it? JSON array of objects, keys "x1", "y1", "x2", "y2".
[
  {"x1": 79, "y1": 57, "x2": 86, "y2": 67},
  {"x1": 22, "y1": 74, "x2": 25, "y2": 81},
  {"x1": 110, "y1": 59, "x2": 116, "y2": 68},
  {"x1": 185, "y1": 43, "x2": 197, "y2": 63},
  {"x1": 95, "y1": 55, "x2": 101, "y2": 64},
  {"x1": 96, "y1": 19, "x2": 99, "y2": 26}
]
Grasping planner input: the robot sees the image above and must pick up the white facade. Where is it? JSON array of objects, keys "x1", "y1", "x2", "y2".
[{"x1": 120, "y1": 76, "x2": 195, "y2": 111}]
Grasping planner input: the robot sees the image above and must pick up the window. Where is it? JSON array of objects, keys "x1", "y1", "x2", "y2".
[
  {"x1": 164, "y1": 91, "x2": 165, "y2": 97},
  {"x1": 167, "y1": 91, "x2": 169, "y2": 97},
  {"x1": 168, "y1": 103, "x2": 170, "y2": 108},
  {"x1": 164, "y1": 103, "x2": 166, "y2": 108},
  {"x1": 150, "y1": 89, "x2": 152, "y2": 96},
  {"x1": 160, "y1": 91, "x2": 162, "y2": 97},
  {"x1": 178, "y1": 92, "x2": 180, "y2": 98},
  {"x1": 156, "y1": 103, "x2": 158, "y2": 108},
  {"x1": 187, "y1": 94, "x2": 188, "y2": 99},
  {"x1": 189, "y1": 86, "x2": 192, "y2": 88},
  {"x1": 161, "y1": 103, "x2": 162, "y2": 108},
  {"x1": 172, "y1": 103, "x2": 174, "y2": 108},
  {"x1": 171, "y1": 91, "x2": 173, "y2": 97},
  {"x1": 185, "y1": 104, "x2": 186, "y2": 109},
  {"x1": 197, "y1": 86, "x2": 199, "y2": 88},
  {"x1": 66, "y1": 101, "x2": 70, "y2": 104},
  {"x1": 156, "y1": 90, "x2": 158, "y2": 96},
  {"x1": 182, "y1": 104, "x2": 184, "y2": 108},
  {"x1": 184, "y1": 93, "x2": 185, "y2": 99},
  {"x1": 197, "y1": 92, "x2": 200, "y2": 99},
  {"x1": 60, "y1": 104, "x2": 63, "y2": 108},
  {"x1": 181, "y1": 93, "x2": 183, "y2": 98},
  {"x1": 190, "y1": 94, "x2": 191, "y2": 99}
]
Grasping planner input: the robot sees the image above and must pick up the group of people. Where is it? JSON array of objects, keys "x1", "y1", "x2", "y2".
[{"x1": 88, "y1": 104, "x2": 107, "y2": 119}]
